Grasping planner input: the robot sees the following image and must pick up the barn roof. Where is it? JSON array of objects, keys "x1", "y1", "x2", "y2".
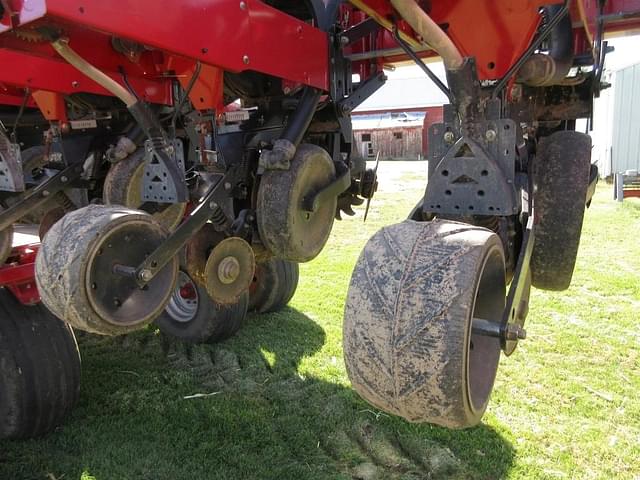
[
  {"x1": 352, "y1": 111, "x2": 425, "y2": 130},
  {"x1": 354, "y1": 64, "x2": 449, "y2": 112}
]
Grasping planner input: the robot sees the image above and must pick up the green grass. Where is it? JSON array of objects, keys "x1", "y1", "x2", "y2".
[{"x1": 1, "y1": 162, "x2": 638, "y2": 480}]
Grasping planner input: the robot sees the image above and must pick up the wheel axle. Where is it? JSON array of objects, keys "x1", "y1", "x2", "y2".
[{"x1": 472, "y1": 317, "x2": 527, "y2": 342}]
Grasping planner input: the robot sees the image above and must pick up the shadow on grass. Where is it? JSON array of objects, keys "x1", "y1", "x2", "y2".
[{"x1": 0, "y1": 308, "x2": 514, "y2": 480}]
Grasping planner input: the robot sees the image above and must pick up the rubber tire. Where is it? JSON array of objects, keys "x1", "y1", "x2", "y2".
[
  {"x1": 103, "y1": 148, "x2": 186, "y2": 231},
  {"x1": 155, "y1": 269, "x2": 249, "y2": 343},
  {"x1": 36, "y1": 204, "x2": 178, "y2": 335},
  {"x1": 0, "y1": 290, "x2": 81, "y2": 439},
  {"x1": 256, "y1": 143, "x2": 336, "y2": 262},
  {"x1": 248, "y1": 259, "x2": 299, "y2": 313},
  {"x1": 0, "y1": 217, "x2": 13, "y2": 266},
  {"x1": 344, "y1": 219, "x2": 506, "y2": 429},
  {"x1": 531, "y1": 131, "x2": 592, "y2": 291}
]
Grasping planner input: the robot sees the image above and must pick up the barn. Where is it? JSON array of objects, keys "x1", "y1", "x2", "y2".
[{"x1": 352, "y1": 71, "x2": 447, "y2": 160}]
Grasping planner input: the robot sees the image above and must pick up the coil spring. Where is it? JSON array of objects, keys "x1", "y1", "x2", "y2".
[
  {"x1": 54, "y1": 192, "x2": 75, "y2": 212},
  {"x1": 210, "y1": 205, "x2": 227, "y2": 229}
]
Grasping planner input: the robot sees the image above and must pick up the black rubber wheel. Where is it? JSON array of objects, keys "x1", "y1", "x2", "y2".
[
  {"x1": 531, "y1": 131, "x2": 592, "y2": 291},
  {"x1": 103, "y1": 148, "x2": 186, "y2": 231},
  {"x1": 248, "y1": 259, "x2": 299, "y2": 313},
  {"x1": 155, "y1": 269, "x2": 249, "y2": 343},
  {"x1": 256, "y1": 143, "x2": 336, "y2": 262},
  {"x1": 36, "y1": 204, "x2": 178, "y2": 335},
  {"x1": 344, "y1": 219, "x2": 506, "y2": 428},
  {"x1": 0, "y1": 290, "x2": 81, "y2": 439}
]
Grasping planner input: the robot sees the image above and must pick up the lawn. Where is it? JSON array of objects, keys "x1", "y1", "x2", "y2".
[{"x1": 1, "y1": 162, "x2": 638, "y2": 480}]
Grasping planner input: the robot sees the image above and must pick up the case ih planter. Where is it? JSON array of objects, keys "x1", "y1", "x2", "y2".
[{"x1": 0, "y1": 0, "x2": 639, "y2": 437}]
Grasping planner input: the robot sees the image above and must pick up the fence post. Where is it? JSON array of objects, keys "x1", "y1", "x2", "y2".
[{"x1": 615, "y1": 173, "x2": 624, "y2": 202}]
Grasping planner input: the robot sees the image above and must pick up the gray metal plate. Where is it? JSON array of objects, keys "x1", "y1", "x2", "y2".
[
  {"x1": 424, "y1": 119, "x2": 519, "y2": 216},
  {"x1": 0, "y1": 133, "x2": 25, "y2": 192},
  {"x1": 142, "y1": 139, "x2": 185, "y2": 204}
]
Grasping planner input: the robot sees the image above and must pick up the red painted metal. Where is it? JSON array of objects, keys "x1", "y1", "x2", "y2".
[
  {"x1": 346, "y1": 0, "x2": 564, "y2": 80},
  {"x1": 31, "y1": 90, "x2": 67, "y2": 122},
  {"x1": 1, "y1": 0, "x2": 329, "y2": 91},
  {"x1": 0, "y1": 243, "x2": 40, "y2": 305},
  {"x1": 0, "y1": 48, "x2": 173, "y2": 104}
]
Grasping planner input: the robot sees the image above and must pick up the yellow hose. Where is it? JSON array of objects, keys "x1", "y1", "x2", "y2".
[
  {"x1": 52, "y1": 38, "x2": 138, "y2": 107},
  {"x1": 389, "y1": 0, "x2": 464, "y2": 70}
]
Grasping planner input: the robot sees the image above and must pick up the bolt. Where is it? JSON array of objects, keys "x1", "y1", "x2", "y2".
[
  {"x1": 139, "y1": 269, "x2": 153, "y2": 282},
  {"x1": 505, "y1": 324, "x2": 527, "y2": 341},
  {"x1": 224, "y1": 182, "x2": 232, "y2": 191},
  {"x1": 443, "y1": 131, "x2": 455, "y2": 144},
  {"x1": 485, "y1": 129, "x2": 497, "y2": 142},
  {"x1": 71, "y1": 81, "x2": 79, "y2": 88},
  {"x1": 60, "y1": 175, "x2": 68, "y2": 183},
  {"x1": 239, "y1": 0, "x2": 247, "y2": 9},
  {"x1": 209, "y1": 201, "x2": 218, "y2": 210},
  {"x1": 42, "y1": 190, "x2": 50, "y2": 197},
  {"x1": 218, "y1": 256, "x2": 240, "y2": 285},
  {"x1": 113, "y1": 298, "x2": 122, "y2": 307},
  {"x1": 243, "y1": 55, "x2": 250, "y2": 65},
  {"x1": 340, "y1": 35, "x2": 350, "y2": 46}
]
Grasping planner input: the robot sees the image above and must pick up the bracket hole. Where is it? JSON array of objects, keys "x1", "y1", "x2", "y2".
[
  {"x1": 481, "y1": 170, "x2": 489, "y2": 177},
  {"x1": 445, "y1": 190, "x2": 452, "y2": 196},
  {"x1": 488, "y1": 62, "x2": 495, "y2": 70},
  {"x1": 477, "y1": 190, "x2": 485, "y2": 197},
  {"x1": 441, "y1": 170, "x2": 449, "y2": 177},
  {"x1": 468, "y1": 205, "x2": 474, "y2": 211}
]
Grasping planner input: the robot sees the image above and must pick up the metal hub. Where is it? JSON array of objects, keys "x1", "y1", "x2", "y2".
[
  {"x1": 218, "y1": 256, "x2": 241, "y2": 284},
  {"x1": 86, "y1": 219, "x2": 177, "y2": 327},
  {"x1": 165, "y1": 270, "x2": 199, "y2": 323},
  {"x1": 204, "y1": 237, "x2": 255, "y2": 304}
]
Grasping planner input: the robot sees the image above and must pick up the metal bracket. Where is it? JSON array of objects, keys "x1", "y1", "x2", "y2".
[
  {"x1": 424, "y1": 123, "x2": 518, "y2": 216},
  {"x1": 302, "y1": 163, "x2": 351, "y2": 213},
  {"x1": 125, "y1": 176, "x2": 230, "y2": 287},
  {"x1": 0, "y1": 131, "x2": 25, "y2": 192},
  {"x1": 142, "y1": 138, "x2": 186, "y2": 204},
  {"x1": 501, "y1": 214, "x2": 534, "y2": 355},
  {"x1": 337, "y1": 72, "x2": 387, "y2": 115},
  {"x1": 0, "y1": 162, "x2": 84, "y2": 232}
]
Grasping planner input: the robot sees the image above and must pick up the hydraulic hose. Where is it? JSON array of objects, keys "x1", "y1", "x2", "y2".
[
  {"x1": 517, "y1": 5, "x2": 574, "y2": 86},
  {"x1": 51, "y1": 38, "x2": 138, "y2": 107},
  {"x1": 389, "y1": 0, "x2": 463, "y2": 70}
]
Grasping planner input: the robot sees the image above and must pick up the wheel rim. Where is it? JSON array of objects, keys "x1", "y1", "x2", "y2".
[
  {"x1": 467, "y1": 245, "x2": 505, "y2": 413},
  {"x1": 85, "y1": 218, "x2": 177, "y2": 327},
  {"x1": 165, "y1": 271, "x2": 199, "y2": 323}
]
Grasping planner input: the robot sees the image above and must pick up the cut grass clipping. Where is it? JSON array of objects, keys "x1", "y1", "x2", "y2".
[{"x1": 1, "y1": 162, "x2": 638, "y2": 480}]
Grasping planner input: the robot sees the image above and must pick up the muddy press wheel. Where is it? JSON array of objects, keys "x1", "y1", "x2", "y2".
[
  {"x1": 36, "y1": 204, "x2": 178, "y2": 335},
  {"x1": 103, "y1": 148, "x2": 186, "y2": 231},
  {"x1": 531, "y1": 131, "x2": 592, "y2": 291},
  {"x1": 248, "y1": 258, "x2": 299, "y2": 313},
  {"x1": 256, "y1": 144, "x2": 336, "y2": 262},
  {"x1": 343, "y1": 219, "x2": 506, "y2": 428}
]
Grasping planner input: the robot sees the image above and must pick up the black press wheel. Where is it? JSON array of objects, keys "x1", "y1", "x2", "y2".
[
  {"x1": 0, "y1": 289, "x2": 81, "y2": 439},
  {"x1": 343, "y1": 219, "x2": 506, "y2": 428},
  {"x1": 531, "y1": 130, "x2": 592, "y2": 291},
  {"x1": 155, "y1": 269, "x2": 249, "y2": 343},
  {"x1": 248, "y1": 259, "x2": 299, "y2": 313}
]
